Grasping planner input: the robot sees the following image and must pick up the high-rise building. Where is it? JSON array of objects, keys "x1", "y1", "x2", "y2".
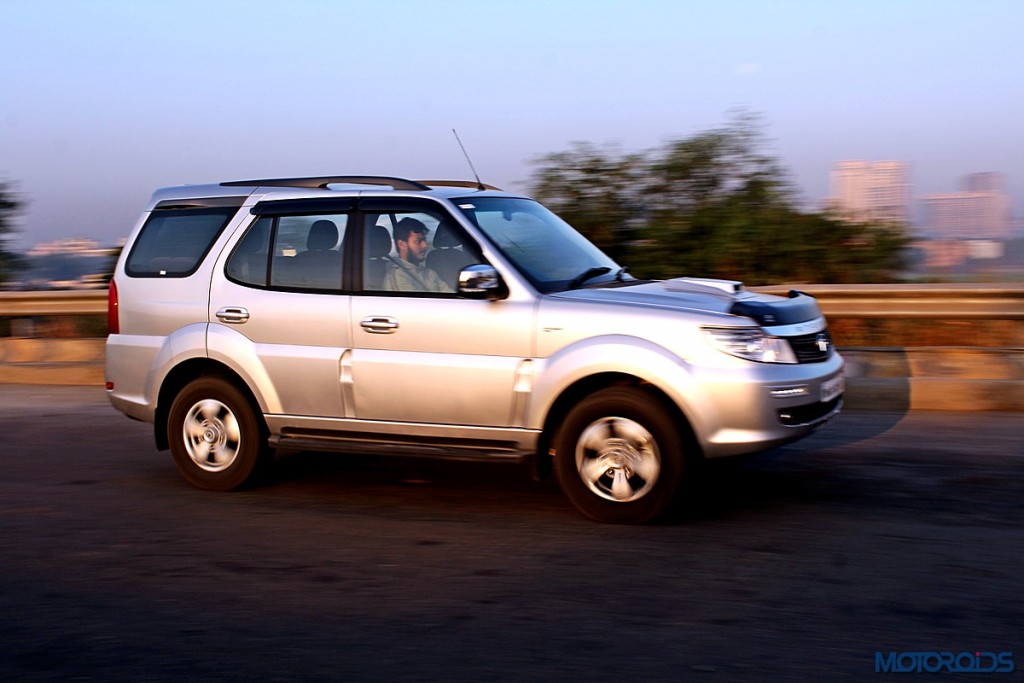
[
  {"x1": 828, "y1": 161, "x2": 911, "y2": 225},
  {"x1": 923, "y1": 172, "x2": 1011, "y2": 240}
]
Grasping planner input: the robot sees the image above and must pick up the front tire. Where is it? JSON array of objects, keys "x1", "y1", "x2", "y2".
[
  {"x1": 554, "y1": 387, "x2": 685, "y2": 524},
  {"x1": 167, "y1": 377, "x2": 270, "y2": 491}
]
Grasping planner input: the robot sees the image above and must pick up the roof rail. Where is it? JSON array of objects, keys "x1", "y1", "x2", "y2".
[
  {"x1": 220, "y1": 175, "x2": 431, "y2": 191},
  {"x1": 416, "y1": 179, "x2": 502, "y2": 191}
]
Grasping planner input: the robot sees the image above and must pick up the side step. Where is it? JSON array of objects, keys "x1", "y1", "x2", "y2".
[{"x1": 268, "y1": 434, "x2": 528, "y2": 464}]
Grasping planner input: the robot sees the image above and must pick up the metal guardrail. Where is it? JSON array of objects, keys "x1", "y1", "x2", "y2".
[
  {"x1": 2, "y1": 284, "x2": 1024, "y2": 320},
  {"x1": 0, "y1": 290, "x2": 108, "y2": 317},
  {"x1": 752, "y1": 283, "x2": 1024, "y2": 319}
]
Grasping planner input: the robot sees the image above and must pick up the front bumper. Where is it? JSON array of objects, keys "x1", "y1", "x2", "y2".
[{"x1": 688, "y1": 352, "x2": 846, "y2": 459}]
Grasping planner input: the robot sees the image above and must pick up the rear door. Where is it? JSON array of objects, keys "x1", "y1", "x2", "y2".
[{"x1": 208, "y1": 200, "x2": 353, "y2": 417}]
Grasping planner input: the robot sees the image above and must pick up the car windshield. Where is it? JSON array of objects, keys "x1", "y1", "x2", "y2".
[{"x1": 453, "y1": 197, "x2": 627, "y2": 293}]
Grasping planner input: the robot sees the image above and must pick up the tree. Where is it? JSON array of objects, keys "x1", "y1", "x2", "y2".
[
  {"x1": 0, "y1": 181, "x2": 26, "y2": 288},
  {"x1": 529, "y1": 143, "x2": 645, "y2": 263},
  {"x1": 527, "y1": 113, "x2": 910, "y2": 284}
]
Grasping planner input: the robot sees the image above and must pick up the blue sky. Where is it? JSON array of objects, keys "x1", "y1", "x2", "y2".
[{"x1": 2, "y1": 0, "x2": 1022, "y2": 246}]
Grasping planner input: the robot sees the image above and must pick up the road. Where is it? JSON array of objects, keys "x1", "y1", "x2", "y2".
[{"x1": 1, "y1": 385, "x2": 1022, "y2": 681}]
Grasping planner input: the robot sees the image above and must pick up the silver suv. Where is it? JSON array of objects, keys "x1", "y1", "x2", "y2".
[{"x1": 106, "y1": 175, "x2": 844, "y2": 523}]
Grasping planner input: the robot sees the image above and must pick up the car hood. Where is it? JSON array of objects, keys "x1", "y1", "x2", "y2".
[{"x1": 550, "y1": 277, "x2": 823, "y2": 326}]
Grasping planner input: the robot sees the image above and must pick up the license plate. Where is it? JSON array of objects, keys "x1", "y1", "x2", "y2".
[{"x1": 821, "y1": 375, "x2": 844, "y2": 403}]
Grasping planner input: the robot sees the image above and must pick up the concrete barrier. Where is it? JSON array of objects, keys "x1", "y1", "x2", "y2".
[
  {"x1": 841, "y1": 348, "x2": 1024, "y2": 412},
  {"x1": 0, "y1": 338, "x2": 105, "y2": 385}
]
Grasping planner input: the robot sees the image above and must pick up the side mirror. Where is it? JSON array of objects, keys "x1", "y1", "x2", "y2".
[{"x1": 457, "y1": 264, "x2": 506, "y2": 300}]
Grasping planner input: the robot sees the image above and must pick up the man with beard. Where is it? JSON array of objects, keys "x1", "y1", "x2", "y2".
[{"x1": 382, "y1": 217, "x2": 453, "y2": 293}]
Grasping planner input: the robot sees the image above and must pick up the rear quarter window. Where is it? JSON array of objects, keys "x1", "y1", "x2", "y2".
[{"x1": 126, "y1": 206, "x2": 240, "y2": 277}]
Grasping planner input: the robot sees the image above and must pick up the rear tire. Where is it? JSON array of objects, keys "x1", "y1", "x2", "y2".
[
  {"x1": 167, "y1": 377, "x2": 270, "y2": 491},
  {"x1": 554, "y1": 387, "x2": 685, "y2": 524}
]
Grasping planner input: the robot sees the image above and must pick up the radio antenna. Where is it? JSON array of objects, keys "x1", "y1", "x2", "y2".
[{"x1": 452, "y1": 128, "x2": 486, "y2": 191}]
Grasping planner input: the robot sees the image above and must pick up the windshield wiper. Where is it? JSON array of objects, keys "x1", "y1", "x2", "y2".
[
  {"x1": 567, "y1": 266, "x2": 612, "y2": 290},
  {"x1": 615, "y1": 266, "x2": 631, "y2": 282}
]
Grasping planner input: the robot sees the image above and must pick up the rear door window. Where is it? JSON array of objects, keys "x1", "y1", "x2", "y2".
[{"x1": 225, "y1": 213, "x2": 350, "y2": 292}]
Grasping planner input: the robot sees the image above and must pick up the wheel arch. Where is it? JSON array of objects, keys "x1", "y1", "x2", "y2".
[
  {"x1": 535, "y1": 372, "x2": 701, "y2": 478},
  {"x1": 154, "y1": 359, "x2": 263, "y2": 451}
]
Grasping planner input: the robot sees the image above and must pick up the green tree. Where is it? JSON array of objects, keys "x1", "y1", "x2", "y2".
[
  {"x1": 0, "y1": 181, "x2": 26, "y2": 287},
  {"x1": 527, "y1": 113, "x2": 910, "y2": 284},
  {"x1": 529, "y1": 142, "x2": 645, "y2": 263}
]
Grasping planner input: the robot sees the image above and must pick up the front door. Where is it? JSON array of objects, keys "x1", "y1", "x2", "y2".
[{"x1": 349, "y1": 204, "x2": 533, "y2": 427}]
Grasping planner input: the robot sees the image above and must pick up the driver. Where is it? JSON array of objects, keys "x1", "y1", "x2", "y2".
[{"x1": 382, "y1": 217, "x2": 453, "y2": 293}]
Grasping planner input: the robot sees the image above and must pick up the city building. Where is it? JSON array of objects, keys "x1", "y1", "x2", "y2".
[
  {"x1": 828, "y1": 161, "x2": 911, "y2": 225},
  {"x1": 27, "y1": 237, "x2": 109, "y2": 258},
  {"x1": 923, "y1": 172, "x2": 1011, "y2": 240}
]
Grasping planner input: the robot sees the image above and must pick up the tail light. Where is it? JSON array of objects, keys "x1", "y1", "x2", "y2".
[{"x1": 107, "y1": 279, "x2": 119, "y2": 335}]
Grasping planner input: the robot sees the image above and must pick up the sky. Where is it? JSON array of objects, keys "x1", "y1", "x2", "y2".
[{"x1": 2, "y1": 0, "x2": 1023, "y2": 247}]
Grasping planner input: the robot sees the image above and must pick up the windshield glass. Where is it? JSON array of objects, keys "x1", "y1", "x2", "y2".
[{"x1": 454, "y1": 197, "x2": 625, "y2": 293}]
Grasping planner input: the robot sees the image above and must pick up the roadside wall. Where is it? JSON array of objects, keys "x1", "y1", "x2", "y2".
[
  {"x1": 840, "y1": 348, "x2": 1024, "y2": 412},
  {"x1": 0, "y1": 337, "x2": 1021, "y2": 412},
  {"x1": 0, "y1": 338, "x2": 105, "y2": 385},
  {"x1": 2, "y1": 286, "x2": 1023, "y2": 411}
]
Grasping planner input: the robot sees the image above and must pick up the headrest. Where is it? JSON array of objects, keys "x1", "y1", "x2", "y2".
[
  {"x1": 307, "y1": 220, "x2": 338, "y2": 251},
  {"x1": 432, "y1": 220, "x2": 463, "y2": 248},
  {"x1": 368, "y1": 224, "x2": 393, "y2": 257}
]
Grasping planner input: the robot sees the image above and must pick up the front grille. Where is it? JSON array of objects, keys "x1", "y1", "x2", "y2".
[
  {"x1": 778, "y1": 396, "x2": 842, "y2": 426},
  {"x1": 786, "y1": 330, "x2": 834, "y2": 363}
]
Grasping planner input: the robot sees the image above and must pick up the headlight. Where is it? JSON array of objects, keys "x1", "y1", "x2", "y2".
[{"x1": 702, "y1": 327, "x2": 798, "y2": 364}]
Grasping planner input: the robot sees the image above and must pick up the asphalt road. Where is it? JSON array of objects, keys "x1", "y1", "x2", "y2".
[{"x1": 1, "y1": 385, "x2": 1022, "y2": 681}]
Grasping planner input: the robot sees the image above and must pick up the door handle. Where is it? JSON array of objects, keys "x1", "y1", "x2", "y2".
[
  {"x1": 360, "y1": 316, "x2": 398, "y2": 334},
  {"x1": 215, "y1": 306, "x2": 250, "y2": 324}
]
